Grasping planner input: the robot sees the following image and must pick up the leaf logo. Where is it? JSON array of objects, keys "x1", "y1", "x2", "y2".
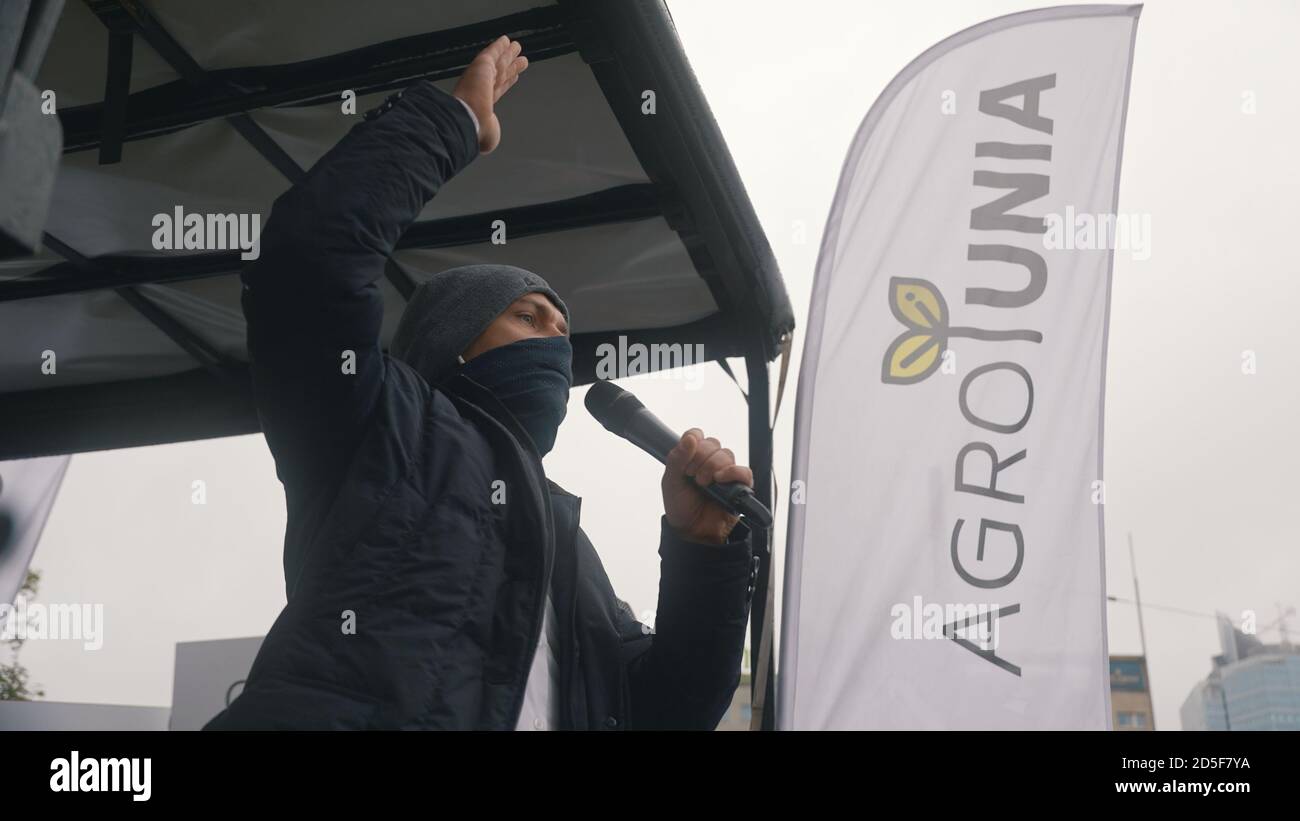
[{"x1": 882, "y1": 277, "x2": 950, "y2": 384}]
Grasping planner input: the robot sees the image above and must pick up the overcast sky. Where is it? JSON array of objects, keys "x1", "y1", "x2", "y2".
[{"x1": 15, "y1": 0, "x2": 1300, "y2": 730}]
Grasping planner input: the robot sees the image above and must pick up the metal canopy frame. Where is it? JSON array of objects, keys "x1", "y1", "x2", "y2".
[
  {"x1": 2, "y1": 0, "x2": 790, "y2": 729},
  {"x1": 3, "y1": 0, "x2": 794, "y2": 452}
]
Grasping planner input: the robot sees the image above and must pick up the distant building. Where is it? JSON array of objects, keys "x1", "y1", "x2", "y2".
[
  {"x1": 1180, "y1": 614, "x2": 1300, "y2": 730},
  {"x1": 0, "y1": 700, "x2": 168, "y2": 730},
  {"x1": 1110, "y1": 655, "x2": 1154, "y2": 730},
  {"x1": 1181, "y1": 677, "x2": 1228, "y2": 731},
  {"x1": 0, "y1": 635, "x2": 263, "y2": 731},
  {"x1": 170, "y1": 635, "x2": 264, "y2": 730}
]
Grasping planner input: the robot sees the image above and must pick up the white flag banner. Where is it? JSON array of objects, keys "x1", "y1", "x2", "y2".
[
  {"x1": 0, "y1": 456, "x2": 71, "y2": 605},
  {"x1": 780, "y1": 5, "x2": 1140, "y2": 729}
]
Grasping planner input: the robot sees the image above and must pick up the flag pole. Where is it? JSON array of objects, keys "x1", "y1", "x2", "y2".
[{"x1": 1128, "y1": 532, "x2": 1154, "y2": 730}]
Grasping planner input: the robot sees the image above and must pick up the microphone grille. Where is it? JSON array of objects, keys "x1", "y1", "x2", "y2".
[{"x1": 584, "y1": 380, "x2": 644, "y2": 436}]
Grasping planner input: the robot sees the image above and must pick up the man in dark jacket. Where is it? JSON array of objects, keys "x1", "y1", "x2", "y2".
[{"x1": 204, "y1": 36, "x2": 757, "y2": 730}]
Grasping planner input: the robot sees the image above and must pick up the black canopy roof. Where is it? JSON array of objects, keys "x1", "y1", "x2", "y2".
[{"x1": 0, "y1": 0, "x2": 793, "y2": 461}]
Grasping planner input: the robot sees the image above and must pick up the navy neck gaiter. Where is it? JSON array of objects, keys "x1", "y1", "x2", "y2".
[{"x1": 459, "y1": 335, "x2": 573, "y2": 457}]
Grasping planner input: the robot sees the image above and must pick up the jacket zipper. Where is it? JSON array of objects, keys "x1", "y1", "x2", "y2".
[
  {"x1": 505, "y1": 453, "x2": 554, "y2": 730},
  {"x1": 443, "y1": 373, "x2": 555, "y2": 731}
]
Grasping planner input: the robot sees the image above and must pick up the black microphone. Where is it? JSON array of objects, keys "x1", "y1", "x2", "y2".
[{"x1": 584, "y1": 380, "x2": 773, "y2": 528}]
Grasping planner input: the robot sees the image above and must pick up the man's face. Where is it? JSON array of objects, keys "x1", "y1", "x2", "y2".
[{"x1": 461, "y1": 292, "x2": 569, "y2": 361}]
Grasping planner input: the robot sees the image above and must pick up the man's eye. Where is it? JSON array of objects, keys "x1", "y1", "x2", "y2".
[{"x1": 518, "y1": 313, "x2": 535, "y2": 326}]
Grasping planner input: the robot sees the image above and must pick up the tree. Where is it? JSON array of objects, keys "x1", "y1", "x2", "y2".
[{"x1": 0, "y1": 569, "x2": 45, "y2": 701}]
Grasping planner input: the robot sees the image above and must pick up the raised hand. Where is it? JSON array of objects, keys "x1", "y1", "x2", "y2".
[{"x1": 452, "y1": 35, "x2": 529, "y2": 154}]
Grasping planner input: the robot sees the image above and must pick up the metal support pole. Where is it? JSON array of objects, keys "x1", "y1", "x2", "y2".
[{"x1": 745, "y1": 352, "x2": 775, "y2": 730}]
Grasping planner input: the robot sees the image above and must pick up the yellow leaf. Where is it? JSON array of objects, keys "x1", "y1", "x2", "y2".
[
  {"x1": 882, "y1": 330, "x2": 944, "y2": 384},
  {"x1": 889, "y1": 277, "x2": 948, "y2": 331}
]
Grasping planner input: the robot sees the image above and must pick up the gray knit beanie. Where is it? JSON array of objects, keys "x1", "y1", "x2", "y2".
[{"x1": 390, "y1": 264, "x2": 571, "y2": 386}]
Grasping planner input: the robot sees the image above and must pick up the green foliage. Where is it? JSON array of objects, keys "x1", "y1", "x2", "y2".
[{"x1": 0, "y1": 569, "x2": 45, "y2": 701}]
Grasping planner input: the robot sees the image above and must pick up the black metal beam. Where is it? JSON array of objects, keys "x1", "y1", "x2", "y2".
[
  {"x1": 0, "y1": 315, "x2": 746, "y2": 460},
  {"x1": 398, "y1": 183, "x2": 662, "y2": 249},
  {"x1": 60, "y1": 6, "x2": 576, "y2": 153},
  {"x1": 383, "y1": 257, "x2": 418, "y2": 301},
  {"x1": 83, "y1": 0, "x2": 305, "y2": 181},
  {"x1": 112, "y1": 286, "x2": 241, "y2": 387},
  {"x1": 0, "y1": 367, "x2": 259, "y2": 461},
  {"x1": 3, "y1": 184, "x2": 663, "y2": 302},
  {"x1": 569, "y1": 315, "x2": 748, "y2": 385},
  {"x1": 39, "y1": 233, "x2": 240, "y2": 387},
  {"x1": 96, "y1": 23, "x2": 131, "y2": 163},
  {"x1": 227, "y1": 113, "x2": 304, "y2": 182}
]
